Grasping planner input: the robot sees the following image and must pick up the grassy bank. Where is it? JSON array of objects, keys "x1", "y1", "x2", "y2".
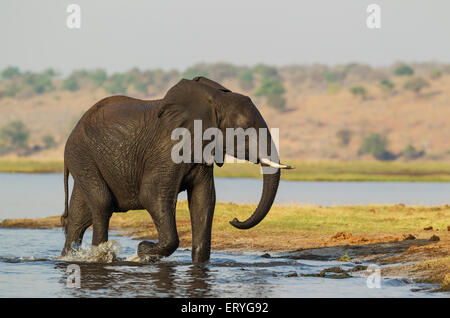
[{"x1": 1, "y1": 158, "x2": 450, "y2": 181}]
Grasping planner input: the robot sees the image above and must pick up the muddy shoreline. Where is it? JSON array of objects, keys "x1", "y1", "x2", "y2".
[
  {"x1": 2, "y1": 220, "x2": 449, "y2": 292},
  {"x1": 1, "y1": 203, "x2": 449, "y2": 292}
]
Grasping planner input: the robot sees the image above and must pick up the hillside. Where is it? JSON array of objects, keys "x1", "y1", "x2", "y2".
[{"x1": 0, "y1": 62, "x2": 449, "y2": 161}]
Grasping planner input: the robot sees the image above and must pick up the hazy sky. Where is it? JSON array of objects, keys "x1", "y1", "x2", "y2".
[{"x1": 1, "y1": 0, "x2": 449, "y2": 74}]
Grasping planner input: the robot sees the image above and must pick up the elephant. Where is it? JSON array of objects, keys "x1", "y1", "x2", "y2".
[{"x1": 60, "y1": 76, "x2": 292, "y2": 263}]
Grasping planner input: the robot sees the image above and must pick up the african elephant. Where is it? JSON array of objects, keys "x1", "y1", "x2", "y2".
[{"x1": 61, "y1": 76, "x2": 291, "y2": 263}]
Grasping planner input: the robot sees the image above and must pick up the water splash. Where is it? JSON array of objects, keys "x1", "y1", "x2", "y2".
[{"x1": 57, "y1": 241, "x2": 121, "y2": 263}]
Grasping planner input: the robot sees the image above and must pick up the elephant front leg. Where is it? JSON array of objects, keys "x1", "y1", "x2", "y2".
[
  {"x1": 187, "y1": 174, "x2": 216, "y2": 263},
  {"x1": 137, "y1": 195, "x2": 179, "y2": 260}
]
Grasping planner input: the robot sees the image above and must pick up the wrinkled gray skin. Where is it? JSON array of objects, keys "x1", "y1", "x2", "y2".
[{"x1": 61, "y1": 76, "x2": 283, "y2": 263}]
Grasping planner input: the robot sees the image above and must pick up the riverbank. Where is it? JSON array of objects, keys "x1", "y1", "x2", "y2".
[
  {"x1": 1, "y1": 202, "x2": 449, "y2": 291},
  {"x1": 1, "y1": 158, "x2": 450, "y2": 182}
]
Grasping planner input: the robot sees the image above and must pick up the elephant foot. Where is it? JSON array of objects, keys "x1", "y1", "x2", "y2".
[{"x1": 137, "y1": 241, "x2": 161, "y2": 262}]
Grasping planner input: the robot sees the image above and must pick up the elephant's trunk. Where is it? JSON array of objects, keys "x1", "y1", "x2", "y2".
[{"x1": 229, "y1": 166, "x2": 281, "y2": 229}]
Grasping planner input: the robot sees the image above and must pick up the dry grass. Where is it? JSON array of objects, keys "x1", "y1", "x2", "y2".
[{"x1": 1, "y1": 75, "x2": 450, "y2": 162}]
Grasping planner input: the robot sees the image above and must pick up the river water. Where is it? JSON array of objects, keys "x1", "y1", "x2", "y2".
[
  {"x1": 0, "y1": 228, "x2": 441, "y2": 297},
  {"x1": 0, "y1": 173, "x2": 449, "y2": 219},
  {"x1": 0, "y1": 173, "x2": 448, "y2": 297}
]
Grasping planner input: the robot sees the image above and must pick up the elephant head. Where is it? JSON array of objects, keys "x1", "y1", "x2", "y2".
[{"x1": 158, "y1": 76, "x2": 292, "y2": 230}]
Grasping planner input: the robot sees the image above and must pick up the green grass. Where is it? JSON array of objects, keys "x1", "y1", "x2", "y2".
[
  {"x1": 3, "y1": 202, "x2": 449, "y2": 239},
  {"x1": 215, "y1": 160, "x2": 450, "y2": 182},
  {"x1": 1, "y1": 158, "x2": 450, "y2": 182}
]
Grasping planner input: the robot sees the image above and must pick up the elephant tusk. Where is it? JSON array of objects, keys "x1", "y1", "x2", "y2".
[{"x1": 260, "y1": 158, "x2": 294, "y2": 169}]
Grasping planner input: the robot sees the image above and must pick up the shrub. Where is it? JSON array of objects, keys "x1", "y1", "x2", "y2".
[
  {"x1": 133, "y1": 82, "x2": 148, "y2": 93},
  {"x1": 255, "y1": 78, "x2": 285, "y2": 97},
  {"x1": 379, "y1": 79, "x2": 395, "y2": 92},
  {"x1": 238, "y1": 70, "x2": 254, "y2": 90},
  {"x1": 253, "y1": 64, "x2": 279, "y2": 79},
  {"x1": 255, "y1": 78, "x2": 286, "y2": 110},
  {"x1": 1, "y1": 66, "x2": 21, "y2": 79},
  {"x1": 323, "y1": 70, "x2": 345, "y2": 83},
  {"x1": 105, "y1": 74, "x2": 128, "y2": 94},
  {"x1": 42, "y1": 135, "x2": 56, "y2": 149},
  {"x1": 395, "y1": 65, "x2": 414, "y2": 76},
  {"x1": 430, "y1": 70, "x2": 442, "y2": 80},
  {"x1": 349, "y1": 86, "x2": 367, "y2": 99},
  {"x1": 0, "y1": 121, "x2": 30, "y2": 152},
  {"x1": 359, "y1": 133, "x2": 396, "y2": 160},
  {"x1": 402, "y1": 144, "x2": 425, "y2": 159},
  {"x1": 63, "y1": 76, "x2": 79, "y2": 91},
  {"x1": 403, "y1": 77, "x2": 429, "y2": 95},
  {"x1": 88, "y1": 69, "x2": 108, "y2": 87},
  {"x1": 336, "y1": 129, "x2": 352, "y2": 147}
]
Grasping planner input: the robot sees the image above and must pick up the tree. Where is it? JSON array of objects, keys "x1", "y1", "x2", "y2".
[
  {"x1": 403, "y1": 77, "x2": 429, "y2": 95},
  {"x1": 88, "y1": 69, "x2": 107, "y2": 87},
  {"x1": 63, "y1": 76, "x2": 80, "y2": 91},
  {"x1": 42, "y1": 135, "x2": 56, "y2": 149},
  {"x1": 359, "y1": 133, "x2": 396, "y2": 160},
  {"x1": 0, "y1": 121, "x2": 30, "y2": 152},
  {"x1": 395, "y1": 65, "x2": 414, "y2": 76},
  {"x1": 238, "y1": 70, "x2": 254, "y2": 90},
  {"x1": 134, "y1": 82, "x2": 148, "y2": 94},
  {"x1": 255, "y1": 78, "x2": 287, "y2": 110},
  {"x1": 402, "y1": 144, "x2": 425, "y2": 160},
  {"x1": 349, "y1": 86, "x2": 367, "y2": 99},
  {"x1": 105, "y1": 74, "x2": 128, "y2": 94},
  {"x1": 379, "y1": 79, "x2": 395, "y2": 92},
  {"x1": 336, "y1": 129, "x2": 352, "y2": 147},
  {"x1": 1, "y1": 66, "x2": 21, "y2": 79}
]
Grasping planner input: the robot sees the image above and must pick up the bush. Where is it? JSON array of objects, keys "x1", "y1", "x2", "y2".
[
  {"x1": 253, "y1": 64, "x2": 279, "y2": 79},
  {"x1": 359, "y1": 133, "x2": 396, "y2": 160},
  {"x1": 323, "y1": 70, "x2": 346, "y2": 83},
  {"x1": 133, "y1": 82, "x2": 148, "y2": 93},
  {"x1": 1, "y1": 66, "x2": 21, "y2": 79},
  {"x1": 105, "y1": 74, "x2": 128, "y2": 94},
  {"x1": 349, "y1": 86, "x2": 367, "y2": 99},
  {"x1": 255, "y1": 78, "x2": 287, "y2": 110},
  {"x1": 336, "y1": 129, "x2": 352, "y2": 147},
  {"x1": 379, "y1": 79, "x2": 395, "y2": 92},
  {"x1": 88, "y1": 69, "x2": 107, "y2": 87},
  {"x1": 0, "y1": 121, "x2": 30, "y2": 152},
  {"x1": 42, "y1": 135, "x2": 56, "y2": 149},
  {"x1": 21, "y1": 72, "x2": 54, "y2": 94},
  {"x1": 63, "y1": 76, "x2": 79, "y2": 91},
  {"x1": 238, "y1": 70, "x2": 254, "y2": 90},
  {"x1": 403, "y1": 77, "x2": 429, "y2": 95},
  {"x1": 255, "y1": 78, "x2": 285, "y2": 97},
  {"x1": 430, "y1": 70, "x2": 442, "y2": 80},
  {"x1": 395, "y1": 65, "x2": 414, "y2": 76},
  {"x1": 402, "y1": 144, "x2": 425, "y2": 159}
]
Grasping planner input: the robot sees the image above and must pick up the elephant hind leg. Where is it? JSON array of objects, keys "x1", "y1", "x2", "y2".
[{"x1": 61, "y1": 184, "x2": 92, "y2": 255}]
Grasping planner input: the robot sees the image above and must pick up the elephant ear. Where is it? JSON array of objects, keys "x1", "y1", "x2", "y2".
[{"x1": 158, "y1": 78, "x2": 226, "y2": 166}]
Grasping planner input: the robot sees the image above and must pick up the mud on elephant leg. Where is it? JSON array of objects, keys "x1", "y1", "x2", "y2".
[
  {"x1": 137, "y1": 195, "x2": 179, "y2": 260},
  {"x1": 61, "y1": 185, "x2": 92, "y2": 256}
]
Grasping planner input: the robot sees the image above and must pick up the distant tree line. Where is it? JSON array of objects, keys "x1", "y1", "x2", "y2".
[{"x1": 1, "y1": 62, "x2": 449, "y2": 111}]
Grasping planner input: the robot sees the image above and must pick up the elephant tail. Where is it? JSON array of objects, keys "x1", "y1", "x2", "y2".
[{"x1": 61, "y1": 163, "x2": 69, "y2": 234}]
